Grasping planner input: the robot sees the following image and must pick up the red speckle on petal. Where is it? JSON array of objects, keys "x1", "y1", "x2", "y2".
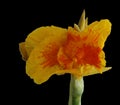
[{"x1": 41, "y1": 42, "x2": 59, "y2": 68}]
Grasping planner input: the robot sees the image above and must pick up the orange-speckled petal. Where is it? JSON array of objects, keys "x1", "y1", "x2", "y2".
[
  {"x1": 26, "y1": 27, "x2": 67, "y2": 84},
  {"x1": 83, "y1": 19, "x2": 112, "y2": 48}
]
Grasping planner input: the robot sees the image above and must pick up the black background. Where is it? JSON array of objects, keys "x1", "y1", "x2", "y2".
[{"x1": 2, "y1": 0, "x2": 116, "y2": 105}]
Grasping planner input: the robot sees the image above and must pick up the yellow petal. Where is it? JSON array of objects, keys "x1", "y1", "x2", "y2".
[
  {"x1": 81, "y1": 64, "x2": 112, "y2": 76},
  {"x1": 83, "y1": 19, "x2": 112, "y2": 48},
  {"x1": 26, "y1": 44, "x2": 63, "y2": 84},
  {"x1": 25, "y1": 26, "x2": 67, "y2": 56},
  {"x1": 26, "y1": 26, "x2": 67, "y2": 84},
  {"x1": 99, "y1": 50, "x2": 106, "y2": 67},
  {"x1": 29, "y1": 67, "x2": 83, "y2": 85},
  {"x1": 19, "y1": 42, "x2": 28, "y2": 61}
]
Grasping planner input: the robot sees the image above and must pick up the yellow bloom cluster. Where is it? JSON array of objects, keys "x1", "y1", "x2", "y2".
[{"x1": 19, "y1": 19, "x2": 112, "y2": 84}]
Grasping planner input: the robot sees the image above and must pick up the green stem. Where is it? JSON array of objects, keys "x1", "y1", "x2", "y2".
[{"x1": 68, "y1": 75, "x2": 84, "y2": 105}]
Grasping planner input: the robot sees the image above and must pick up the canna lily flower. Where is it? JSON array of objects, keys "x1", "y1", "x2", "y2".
[{"x1": 19, "y1": 16, "x2": 112, "y2": 85}]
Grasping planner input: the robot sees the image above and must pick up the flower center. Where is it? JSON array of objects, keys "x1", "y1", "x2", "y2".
[{"x1": 57, "y1": 28, "x2": 102, "y2": 69}]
